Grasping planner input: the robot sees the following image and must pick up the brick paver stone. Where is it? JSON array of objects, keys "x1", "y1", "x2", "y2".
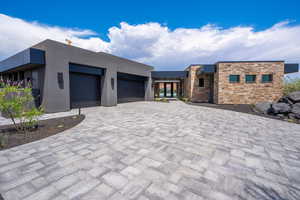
[{"x1": 0, "y1": 101, "x2": 299, "y2": 200}]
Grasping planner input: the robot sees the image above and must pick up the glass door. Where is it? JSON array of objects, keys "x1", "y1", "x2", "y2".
[
  {"x1": 159, "y1": 83, "x2": 164, "y2": 97},
  {"x1": 173, "y1": 82, "x2": 177, "y2": 97},
  {"x1": 166, "y1": 83, "x2": 172, "y2": 97}
]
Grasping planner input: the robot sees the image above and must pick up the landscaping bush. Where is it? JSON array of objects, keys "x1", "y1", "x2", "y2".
[
  {"x1": 284, "y1": 78, "x2": 300, "y2": 96},
  {"x1": 179, "y1": 97, "x2": 189, "y2": 102},
  {"x1": 154, "y1": 98, "x2": 170, "y2": 103},
  {"x1": 0, "y1": 83, "x2": 43, "y2": 133}
]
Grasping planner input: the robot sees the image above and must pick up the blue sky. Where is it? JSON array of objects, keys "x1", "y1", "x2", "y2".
[
  {"x1": 2, "y1": 0, "x2": 300, "y2": 39},
  {"x1": 1, "y1": 0, "x2": 300, "y2": 78}
]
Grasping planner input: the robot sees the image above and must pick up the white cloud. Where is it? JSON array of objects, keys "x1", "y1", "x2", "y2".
[
  {"x1": 0, "y1": 13, "x2": 300, "y2": 78},
  {"x1": 107, "y1": 21, "x2": 300, "y2": 69},
  {"x1": 0, "y1": 14, "x2": 110, "y2": 59}
]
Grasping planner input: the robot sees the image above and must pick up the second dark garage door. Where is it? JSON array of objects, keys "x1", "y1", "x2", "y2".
[
  {"x1": 117, "y1": 73, "x2": 146, "y2": 103},
  {"x1": 70, "y1": 72, "x2": 101, "y2": 108}
]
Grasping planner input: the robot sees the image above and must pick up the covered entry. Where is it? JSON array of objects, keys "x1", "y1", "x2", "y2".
[
  {"x1": 151, "y1": 71, "x2": 188, "y2": 98},
  {"x1": 155, "y1": 81, "x2": 180, "y2": 98},
  {"x1": 117, "y1": 72, "x2": 147, "y2": 103},
  {"x1": 69, "y1": 63, "x2": 104, "y2": 108}
]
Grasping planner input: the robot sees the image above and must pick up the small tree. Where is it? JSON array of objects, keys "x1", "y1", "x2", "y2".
[{"x1": 0, "y1": 83, "x2": 43, "y2": 133}]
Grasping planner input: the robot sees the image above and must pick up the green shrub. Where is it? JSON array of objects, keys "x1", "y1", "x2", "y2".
[
  {"x1": 179, "y1": 97, "x2": 189, "y2": 102},
  {"x1": 284, "y1": 78, "x2": 300, "y2": 95},
  {"x1": 0, "y1": 84, "x2": 44, "y2": 132},
  {"x1": 154, "y1": 98, "x2": 169, "y2": 103}
]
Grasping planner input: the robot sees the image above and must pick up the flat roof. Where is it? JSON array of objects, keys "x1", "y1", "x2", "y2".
[
  {"x1": 0, "y1": 48, "x2": 45, "y2": 73},
  {"x1": 0, "y1": 39, "x2": 154, "y2": 73},
  {"x1": 217, "y1": 60, "x2": 285, "y2": 63}
]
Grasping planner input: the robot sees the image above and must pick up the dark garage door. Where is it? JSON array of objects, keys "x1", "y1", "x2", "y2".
[
  {"x1": 70, "y1": 72, "x2": 101, "y2": 108},
  {"x1": 117, "y1": 73, "x2": 146, "y2": 103}
]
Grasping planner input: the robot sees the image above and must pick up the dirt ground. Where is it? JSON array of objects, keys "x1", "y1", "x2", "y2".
[{"x1": 0, "y1": 115, "x2": 85, "y2": 150}]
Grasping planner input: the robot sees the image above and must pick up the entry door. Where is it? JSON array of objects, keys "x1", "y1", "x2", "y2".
[{"x1": 165, "y1": 83, "x2": 172, "y2": 97}]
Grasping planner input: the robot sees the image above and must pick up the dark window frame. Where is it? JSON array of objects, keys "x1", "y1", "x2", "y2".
[
  {"x1": 261, "y1": 74, "x2": 273, "y2": 83},
  {"x1": 198, "y1": 78, "x2": 205, "y2": 87},
  {"x1": 245, "y1": 74, "x2": 256, "y2": 83},
  {"x1": 19, "y1": 71, "x2": 24, "y2": 81},
  {"x1": 229, "y1": 75, "x2": 240, "y2": 83}
]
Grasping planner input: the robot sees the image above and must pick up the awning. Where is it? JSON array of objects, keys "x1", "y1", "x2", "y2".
[
  {"x1": 285, "y1": 64, "x2": 299, "y2": 74},
  {"x1": 0, "y1": 48, "x2": 45, "y2": 73},
  {"x1": 151, "y1": 71, "x2": 188, "y2": 79}
]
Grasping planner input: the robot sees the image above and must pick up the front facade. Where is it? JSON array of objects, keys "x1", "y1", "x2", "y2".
[
  {"x1": 214, "y1": 62, "x2": 284, "y2": 104},
  {"x1": 0, "y1": 40, "x2": 153, "y2": 113},
  {"x1": 0, "y1": 39, "x2": 299, "y2": 113},
  {"x1": 152, "y1": 61, "x2": 298, "y2": 104}
]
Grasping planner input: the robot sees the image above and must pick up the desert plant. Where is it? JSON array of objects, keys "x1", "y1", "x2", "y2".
[
  {"x1": 284, "y1": 78, "x2": 300, "y2": 95},
  {"x1": 0, "y1": 84, "x2": 43, "y2": 132}
]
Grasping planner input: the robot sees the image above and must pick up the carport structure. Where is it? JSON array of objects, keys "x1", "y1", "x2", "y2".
[{"x1": 0, "y1": 39, "x2": 153, "y2": 112}]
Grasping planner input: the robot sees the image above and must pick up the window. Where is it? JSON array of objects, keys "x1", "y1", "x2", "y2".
[
  {"x1": 199, "y1": 78, "x2": 204, "y2": 87},
  {"x1": 19, "y1": 71, "x2": 24, "y2": 80},
  {"x1": 262, "y1": 74, "x2": 273, "y2": 83},
  {"x1": 13, "y1": 73, "x2": 18, "y2": 81},
  {"x1": 111, "y1": 78, "x2": 114, "y2": 90},
  {"x1": 245, "y1": 75, "x2": 256, "y2": 83},
  {"x1": 229, "y1": 75, "x2": 240, "y2": 83}
]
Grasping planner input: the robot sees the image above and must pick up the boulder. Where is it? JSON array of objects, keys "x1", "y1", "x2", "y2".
[
  {"x1": 270, "y1": 103, "x2": 291, "y2": 114},
  {"x1": 277, "y1": 114, "x2": 286, "y2": 119},
  {"x1": 288, "y1": 113, "x2": 300, "y2": 120},
  {"x1": 254, "y1": 102, "x2": 272, "y2": 114},
  {"x1": 278, "y1": 96, "x2": 294, "y2": 105},
  {"x1": 292, "y1": 103, "x2": 300, "y2": 115},
  {"x1": 287, "y1": 91, "x2": 300, "y2": 103}
]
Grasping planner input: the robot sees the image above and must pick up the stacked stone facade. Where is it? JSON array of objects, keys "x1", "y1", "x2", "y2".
[
  {"x1": 214, "y1": 62, "x2": 284, "y2": 104},
  {"x1": 185, "y1": 65, "x2": 213, "y2": 102},
  {"x1": 185, "y1": 62, "x2": 284, "y2": 104}
]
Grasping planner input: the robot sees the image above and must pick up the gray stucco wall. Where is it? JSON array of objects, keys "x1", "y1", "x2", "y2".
[{"x1": 32, "y1": 39, "x2": 153, "y2": 113}]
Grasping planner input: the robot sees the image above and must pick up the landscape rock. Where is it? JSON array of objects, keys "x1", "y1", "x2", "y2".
[
  {"x1": 288, "y1": 113, "x2": 300, "y2": 120},
  {"x1": 277, "y1": 114, "x2": 285, "y2": 119},
  {"x1": 253, "y1": 91, "x2": 300, "y2": 123},
  {"x1": 270, "y1": 103, "x2": 291, "y2": 114},
  {"x1": 292, "y1": 103, "x2": 300, "y2": 115},
  {"x1": 254, "y1": 102, "x2": 272, "y2": 114},
  {"x1": 287, "y1": 91, "x2": 300, "y2": 103},
  {"x1": 278, "y1": 96, "x2": 293, "y2": 105}
]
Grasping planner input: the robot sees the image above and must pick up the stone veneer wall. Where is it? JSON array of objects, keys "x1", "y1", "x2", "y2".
[
  {"x1": 214, "y1": 62, "x2": 284, "y2": 104},
  {"x1": 185, "y1": 65, "x2": 212, "y2": 102}
]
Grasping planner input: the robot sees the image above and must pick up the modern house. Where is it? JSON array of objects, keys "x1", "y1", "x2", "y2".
[
  {"x1": 0, "y1": 40, "x2": 153, "y2": 112},
  {"x1": 0, "y1": 39, "x2": 299, "y2": 113}
]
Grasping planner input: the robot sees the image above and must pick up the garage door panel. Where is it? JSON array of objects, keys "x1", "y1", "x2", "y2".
[
  {"x1": 117, "y1": 78, "x2": 145, "y2": 103},
  {"x1": 70, "y1": 72, "x2": 101, "y2": 108}
]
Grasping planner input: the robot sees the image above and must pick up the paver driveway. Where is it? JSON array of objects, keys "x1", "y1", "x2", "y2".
[{"x1": 1, "y1": 101, "x2": 300, "y2": 200}]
